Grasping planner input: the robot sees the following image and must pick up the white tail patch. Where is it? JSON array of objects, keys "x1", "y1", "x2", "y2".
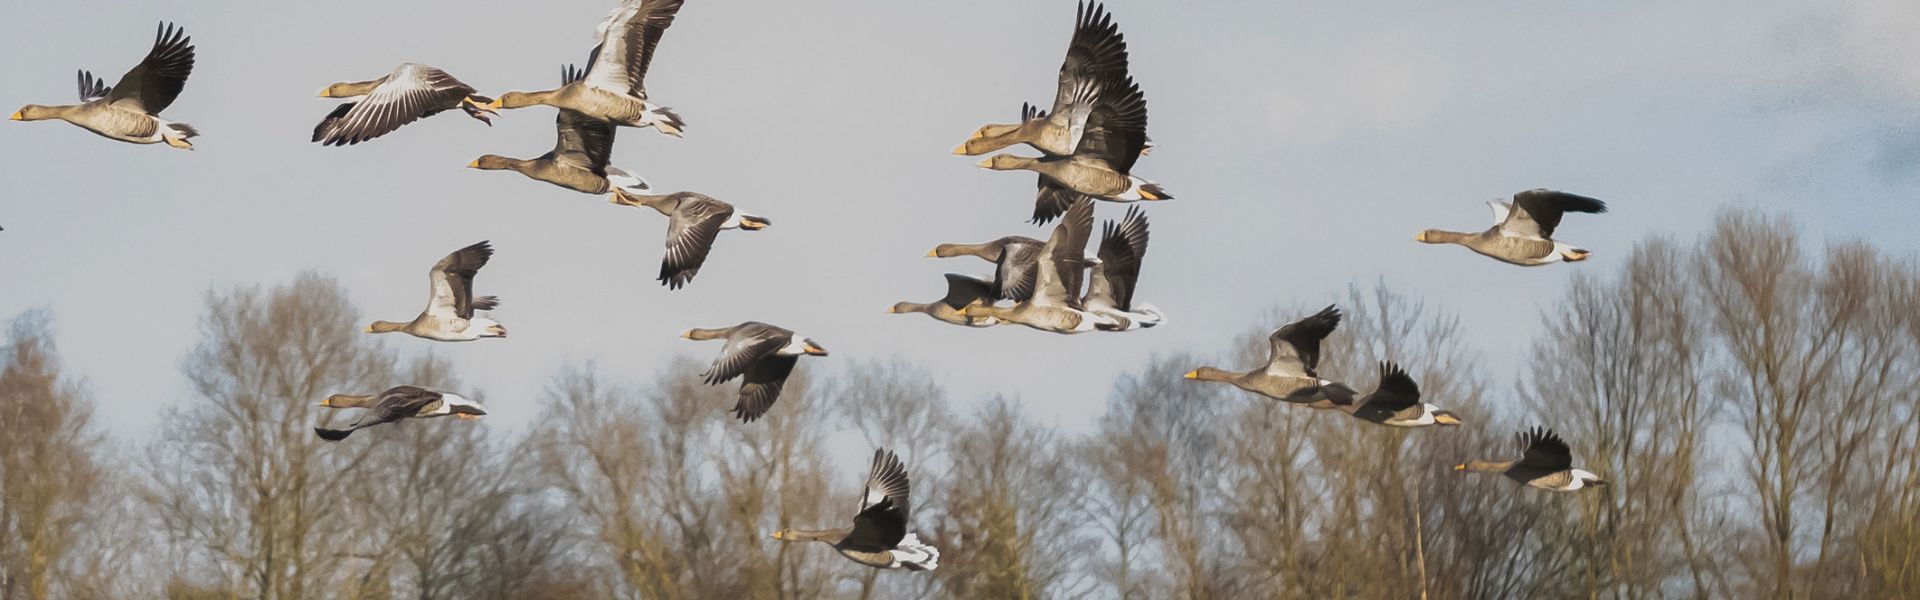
[
  {"x1": 605, "y1": 166, "x2": 652, "y2": 193},
  {"x1": 892, "y1": 533, "x2": 940, "y2": 571}
]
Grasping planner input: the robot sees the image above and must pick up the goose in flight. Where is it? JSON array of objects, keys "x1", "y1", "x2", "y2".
[
  {"x1": 470, "y1": 65, "x2": 651, "y2": 195},
  {"x1": 771, "y1": 449, "x2": 940, "y2": 571},
  {"x1": 953, "y1": 1, "x2": 1129, "y2": 157},
  {"x1": 366, "y1": 241, "x2": 507, "y2": 342},
  {"x1": 1456, "y1": 427, "x2": 1607, "y2": 492},
  {"x1": 682, "y1": 322, "x2": 828, "y2": 423},
  {"x1": 489, "y1": 0, "x2": 686, "y2": 137},
  {"x1": 889, "y1": 273, "x2": 1000, "y2": 327},
  {"x1": 979, "y1": 76, "x2": 1169, "y2": 204},
  {"x1": 961, "y1": 199, "x2": 1119, "y2": 333},
  {"x1": 1415, "y1": 189, "x2": 1608, "y2": 266},
  {"x1": 1335, "y1": 362, "x2": 1461, "y2": 427},
  {"x1": 926, "y1": 235, "x2": 1044, "y2": 302},
  {"x1": 610, "y1": 191, "x2": 769, "y2": 289},
  {"x1": 312, "y1": 63, "x2": 495, "y2": 146},
  {"x1": 11, "y1": 22, "x2": 198, "y2": 149},
  {"x1": 1185, "y1": 305, "x2": 1350, "y2": 405},
  {"x1": 1084, "y1": 206, "x2": 1163, "y2": 331},
  {"x1": 314, "y1": 385, "x2": 487, "y2": 441}
]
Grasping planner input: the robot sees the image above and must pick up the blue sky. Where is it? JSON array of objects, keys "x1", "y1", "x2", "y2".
[{"x1": 4, "y1": 0, "x2": 1919, "y2": 440}]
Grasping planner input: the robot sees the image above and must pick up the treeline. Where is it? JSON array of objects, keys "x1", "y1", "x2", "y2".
[{"x1": 2, "y1": 207, "x2": 1917, "y2": 599}]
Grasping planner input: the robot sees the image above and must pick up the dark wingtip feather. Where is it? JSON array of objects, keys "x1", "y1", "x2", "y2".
[{"x1": 314, "y1": 427, "x2": 352, "y2": 442}]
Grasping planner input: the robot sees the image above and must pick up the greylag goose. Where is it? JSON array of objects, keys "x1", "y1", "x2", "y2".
[
  {"x1": 960, "y1": 199, "x2": 1119, "y2": 333},
  {"x1": 952, "y1": 1, "x2": 1128, "y2": 157},
  {"x1": 771, "y1": 449, "x2": 940, "y2": 571},
  {"x1": 489, "y1": 0, "x2": 685, "y2": 137},
  {"x1": 1084, "y1": 206, "x2": 1162, "y2": 331},
  {"x1": 682, "y1": 322, "x2": 827, "y2": 423},
  {"x1": 1012, "y1": 102, "x2": 1156, "y2": 224},
  {"x1": 1456, "y1": 427, "x2": 1607, "y2": 492},
  {"x1": 1184, "y1": 305, "x2": 1350, "y2": 405},
  {"x1": 11, "y1": 23, "x2": 198, "y2": 149},
  {"x1": 926, "y1": 235, "x2": 1043, "y2": 302},
  {"x1": 470, "y1": 65, "x2": 651, "y2": 195},
  {"x1": 1336, "y1": 362, "x2": 1461, "y2": 427},
  {"x1": 609, "y1": 191, "x2": 769, "y2": 289},
  {"x1": 366, "y1": 241, "x2": 507, "y2": 342},
  {"x1": 1416, "y1": 189, "x2": 1608, "y2": 266},
  {"x1": 978, "y1": 77, "x2": 1169, "y2": 203},
  {"x1": 889, "y1": 273, "x2": 999, "y2": 327},
  {"x1": 314, "y1": 385, "x2": 487, "y2": 441},
  {"x1": 312, "y1": 63, "x2": 495, "y2": 146}
]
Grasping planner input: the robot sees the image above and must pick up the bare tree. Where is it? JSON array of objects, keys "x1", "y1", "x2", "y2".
[
  {"x1": 934, "y1": 396, "x2": 1093, "y2": 599},
  {"x1": 0, "y1": 310, "x2": 110, "y2": 599}
]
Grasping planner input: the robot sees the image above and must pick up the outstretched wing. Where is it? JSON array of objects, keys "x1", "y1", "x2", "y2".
[
  {"x1": 313, "y1": 64, "x2": 477, "y2": 146},
  {"x1": 1515, "y1": 426, "x2": 1574, "y2": 474},
  {"x1": 701, "y1": 323, "x2": 789, "y2": 385},
  {"x1": 1266, "y1": 305, "x2": 1341, "y2": 377},
  {"x1": 1085, "y1": 206, "x2": 1148, "y2": 312},
  {"x1": 660, "y1": 194, "x2": 733, "y2": 290},
  {"x1": 106, "y1": 22, "x2": 195, "y2": 115},
  {"x1": 1030, "y1": 176, "x2": 1087, "y2": 226},
  {"x1": 426, "y1": 241, "x2": 494, "y2": 320},
  {"x1": 733, "y1": 354, "x2": 797, "y2": 423},
  {"x1": 584, "y1": 0, "x2": 685, "y2": 96},
  {"x1": 1032, "y1": 198, "x2": 1094, "y2": 308},
  {"x1": 77, "y1": 70, "x2": 112, "y2": 102},
  {"x1": 1048, "y1": 2, "x2": 1129, "y2": 150},
  {"x1": 1500, "y1": 189, "x2": 1607, "y2": 240},
  {"x1": 993, "y1": 241, "x2": 1043, "y2": 302},
  {"x1": 1072, "y1": 77, "x2": 1149, "y2": 174},
  {"x1": 551, "y1": 66, "x2": 616, "y2": 174},
  {"x1": 1353, "y1": 362, "x2": 1422, "y2": 420},
  {"x1": 841, "y1": 449, "x2": 911, "y2": 552}
]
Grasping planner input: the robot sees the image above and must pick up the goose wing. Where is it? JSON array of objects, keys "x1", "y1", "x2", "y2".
[
  {"x1": 660, "y1": 194, "x2": 733, "y2": 290},
  {"x1": 993, "y1": 240, "x2": 1044, "y2": 302},
  {"x1": 1072, "y1": 77, "x2": 1149, "y2": 174},
  {"x1": 1085, "y1": 206, "x2": 1148, "y2": 312},
  {"x1": 550, "y1": 66, "x2": 616, "y2": 174},
  {"x1": 701, "y1": 322, "x2": 789, "y2": 385},
  {"x1": 347, "y1": 386, "x2": 443, "y2": 429},
  {"x1": 1032, "y1": 198, "x2": 1095, "y2": 308},
  {"x1": 425, "y1": 241, "x2": 494, "y2": 320},
  {"x1": 1047, "y1": 1, "x2": 1130, "y2": 150},
  {"x1": 734, "y1": 354, "x2": 797, "y2": 423},
  {"x1": 1265, "y1": 305, "x2": 1341, "y2": 377},
  {"x1": 77, "y1": 70, "x2": 112, "y2": 102},
  {"x1": 313, "y1": 64, "x2": 477, "y2": 146},
  {"x1": 584, "y1": 0, "x2": 684, "y2": 96},
  {"x1": 940, "y1": 273, "x2": 997, "y2": 310},
  {"x1": 842, "y1": 449, "x2": 911, "y2": 552},
  {"x1": 1499, "y1": 189, "x2": 1607, "y2": 240},
  {"x1": 106, "y1": 23, "x2": 194, "y2": 115},
  {"x1": 1031, "y1": 176, "x2": 1088, "y2": 226},
  {"x1": 1510, "y1": 426, "x2": 1575, "y2": 480},
  {"x1": 1352, "y1": 362, "x2": 1422, "y2": 421}
]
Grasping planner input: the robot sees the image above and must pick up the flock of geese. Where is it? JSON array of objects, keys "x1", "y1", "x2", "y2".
[{"x1": 9, "y1": 0, "x2": 1620, "y2": 574}]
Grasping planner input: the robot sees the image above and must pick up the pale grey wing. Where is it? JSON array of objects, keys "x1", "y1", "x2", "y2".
[
  {"x1": 1032, "y1": 198, "x2": 1094, "y2": 308},
  {"x1": 1085, "y1": 206, "x2": 1148, "y2": 312},
  {"x1": 701, "y1": 323, "x2": 789, "y2": 385},
  {"x1": 552, "y1": 108, "x2": 615, "y2": 174},
  {"x1": 425, "y1": 241, "x2": 493, "y2": 320},
  {"x1": 659, "y1": 196, "x2": 733, "y2": 290},
  {"x1": 993, "y1": 243, "x2": 1042, "y2": 302},
  {"x1": 1265, "y1": 305, "x2": 1341, "y2": 377},
  {"x1": 314, "y1": 65, "x2": 476, "y2": 146},
  {"x1": 1049, "y1": 2, "x2": 1128, "y2": 150},
  {"x1": 106, "y1": 22, "x2": 194, "y2": 115},
  {"x1": 1486, "y1": 200, "x2": 1512, "y2": 226},
  {"x1": 584, "y1": 0, "x2": 684, "y2": 95},
  {"x1": 77, "y1": 70, "x2": 112, "y2": 102}
]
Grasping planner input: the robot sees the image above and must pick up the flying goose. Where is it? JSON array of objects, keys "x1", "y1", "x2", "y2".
[
  {"x1": 609, "y1": 191, "x2": 769, "y2": 289},
  {"x1": 1416, "y1": 189, "x2": 1608, "y2": 266},
  {"x1": 953, "y1": 1, "x2": 1128, "y2": 157},
  {"x1": 926, "y1": 235, "x2": 1044, "y2": 302},
  {"x1": 470, "y1": 65, "x2": 652, "y2": 195},
  {"x1": 1084, "y1": 206, "x2": 1163, "y2": 331},
  {"x1": 314, "y1": 385, "x2": 487, "y2": 441},
  {"x1": 489, "y1": 0, "x2": 685, "y2": 137},
  {"x1": 889, "y1": 273, "x2": 1000, "y2": 327},
  {"x1": 771, "y1": 449, "x2": 941, "y2": 571},
  {"x1": 1456, "y1": 427, "x2": 1607, "y2": 492},
  {"x1": 978, "y1": 77, "x2": 1169, "y2": 203},
  {"x1": 960, "y1": 199, "x2": 1118, "y2": 333},
  {"x1": 11, "y1": 23, "x2": 198, "y2": 149},
  {"x1": 1184, "y1": 305, "x2": 1350, "y2": 405},
  {"x1": 1335, "y1": 362, "x2": 1461, "y2": 427},
  {"x1": 366, "y1": 241, "x2": 507, "y2": 342},
  {"x1": 682, "y1": 322, "x2": 827, "y2": 423},
  {"x1": 1010, "y1": 102, "x2": 1159, "y2": 224},
  {"x1": 312, "y1": 63, "x2": 495, "y2": 146}
]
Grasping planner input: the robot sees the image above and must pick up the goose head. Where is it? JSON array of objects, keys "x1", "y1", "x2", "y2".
[
  {"x1": 10, "y1": 105, "x2": 53, "y2": 121},
  {"x1": 952, "y1": 122, "x2": 1024, "y2": 155}
]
